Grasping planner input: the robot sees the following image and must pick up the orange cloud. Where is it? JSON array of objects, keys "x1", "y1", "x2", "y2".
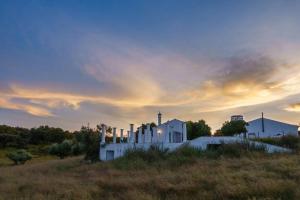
[
  {"x1": 0, "y1": 97, "x2": 52, "y2": 117},
  {"x1": 285, "y1": 103, "x2": 300, "y2": 112}
]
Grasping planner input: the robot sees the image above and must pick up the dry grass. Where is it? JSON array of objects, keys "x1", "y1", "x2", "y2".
[{"x1": 1, "y1": 153, "x2": 300, "y2": 200}]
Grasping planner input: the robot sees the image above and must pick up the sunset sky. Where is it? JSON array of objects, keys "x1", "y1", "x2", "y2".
[{"x1": 1, "y1": 0, "x2": 300, "y2": 132}]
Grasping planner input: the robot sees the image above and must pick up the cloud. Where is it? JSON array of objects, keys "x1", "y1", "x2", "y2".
[
  {"x1": 185, "y1": 54, "x2": 300, "y2": 112},
  {"x1": 0, "y1": 97, "x2": 52, "y2": 117},
  {"x1": 285, "y1": 103, "x2": 300, "y2": 112}
]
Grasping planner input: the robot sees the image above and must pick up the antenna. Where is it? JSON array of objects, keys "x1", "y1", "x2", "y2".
[{"x1": 261, "y1": 112, "x2": 265, "y2": 133}]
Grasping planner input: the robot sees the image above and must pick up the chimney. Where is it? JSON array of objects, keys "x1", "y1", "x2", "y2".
[
  {"x1": 113, "y1": 127, "x2": 117, "y2": 144},
  {"x1": 145, "y1": 123, "x2": 151, "y2": 143},
  {"x1": 262, "y1": 112, "x2": 265, "y2": 133},
  {"x1": 120, "y1": 129, "x2": 124, "y2": 143},
  {"x1": 158, "y1": 112, "x2": 162, "y2": 126},
  {"x1": 130, "y1": 124, "x2": 135, "y2": 143},
  {"x1": 127, "y1": 131, "x2": 130, "y2": 143},
  {"x1": 101, "y1": 124, "x2": 106, "y2": 144},
  {"x1": 138, "y1": 127, "x2": 143, "y2": 144}
]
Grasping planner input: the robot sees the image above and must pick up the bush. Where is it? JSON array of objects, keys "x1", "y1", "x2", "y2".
[
  {"x1": 214, "y1": 142, "x2": 266, "y2": 158},
  {"x1": 186, "y1": 120, "x2": 211, "y2": 139},
  {"x1": 0, "y1": 134, "x2": 18, "y2": 148},
  {"x1": 7, "y1": 149, "x2": 32, "y2": 165},
  {"x1": 113, "y1": 146, "x2": 168, "y2": 170},
  {"x1": 254, "y1": 135, "x2": 300, "y2": 150},
  {"x1": 219, "y1": 120, "x2": 248, "y2": 136},
  {"x1": 71, "y1": 142, "x2": 85, "y2": 156},
  {"x1": 49, "y1": 140, "x2": 72, "y2": 159},
  {"x1": 112, "y1": 142, "x2": 267, "y2": 170}
]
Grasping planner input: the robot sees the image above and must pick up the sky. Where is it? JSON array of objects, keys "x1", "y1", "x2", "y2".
[{"x1": 1, "y1": 0, "x2": 300, "y2": 133}]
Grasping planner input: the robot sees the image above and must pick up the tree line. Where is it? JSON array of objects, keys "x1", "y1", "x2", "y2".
[{"x1": 1, "y1": 119, "x2": 248, "y2": 165}]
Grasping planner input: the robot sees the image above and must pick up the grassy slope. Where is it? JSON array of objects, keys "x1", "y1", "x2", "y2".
[{"x1": 1, "y1": 153, "x2": 300, "y2": 200}]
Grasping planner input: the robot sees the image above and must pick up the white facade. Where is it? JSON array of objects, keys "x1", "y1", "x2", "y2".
[
  {"x1": 99, "y1": 113, "x2": 187, "y2": 161},
  {"x1": 156, "y1": 119, "x2": 187, "y2": 143},
  {"x1": 246, "y1": 118, "x2": 299, "y2": 138},
  {"x1": 99, "y1": 113, "x2": 297, "y2": 161}
]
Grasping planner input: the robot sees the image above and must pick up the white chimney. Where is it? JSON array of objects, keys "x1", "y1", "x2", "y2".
[
  {"x1": 101, "y1": 124, "x2": 106, "y2": 144},
  {"x1": 145, "y1": 123, "x2": 151, "y2": 143},
  {"x1": 120, "y1": 129, "x2": 124, "y2": 143},
  {"x1": 127, "y1": 130, "x2": 130, "y2": 143},
  {"x1": 130, "y1": 124, "x2": 135, "y2": 143},
  {"x1": 138, "y1": 127, "x2": 143, "y2": 144},
  {"x1": 113, "y1": 127, "x2": 117, "y2": 144},
  {"x1": 158, "y1": 112, "x2": 162, "y2": 126}
]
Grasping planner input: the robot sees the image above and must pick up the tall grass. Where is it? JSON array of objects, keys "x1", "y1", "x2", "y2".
[
  {"x1": 1, "y1": 152, "x2": 299, "y2": 199},
  {"x1": 113, "y1": 142, "x2": 266, "y2": 170}
]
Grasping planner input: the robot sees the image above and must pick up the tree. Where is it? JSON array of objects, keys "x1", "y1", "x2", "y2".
[
  {"x1": 214, "y1": 129, "x2": 223, "y2": 136},
  {"x1": 220, "y1": 120, "x2": 248, "y2": 136},
  {"x1": 7, "y1": 149, "x2": 32, "y2": 165},
  {"x1": 71, "y1": 142, "x2": 85, "y2": 156},
  {"x1": 30, "y1": 126, "x2": 69, "y2": 144},
  {"x1": 186, "y1": 120, "x2": 211, "y2": 140},
  {"x1": 49, "y1": 140, "x2": 72, "y2": 159},
  {"x1": 74, "y1": 125, "x2": 101, "y2": 162},
  {"x1": 0, "y1": 134, "x2": 18, "y2": 148}
]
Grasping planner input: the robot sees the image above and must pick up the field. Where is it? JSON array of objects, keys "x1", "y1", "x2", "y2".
[
  {"x1": 1, "y1": 150, "x2": 300, "y2": 200},
  {"x1": 0, "y1": 145, "x2": 57, "y2": 167}
]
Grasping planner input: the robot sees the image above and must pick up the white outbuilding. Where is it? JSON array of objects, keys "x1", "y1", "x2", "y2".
[{"x1": 246, "y1": 114, "x2": 299, "y2": 138}]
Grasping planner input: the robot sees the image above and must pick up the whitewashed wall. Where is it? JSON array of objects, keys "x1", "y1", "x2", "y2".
[{"x1": 247, "y1": 118, "x2": 298, "y2": 138}]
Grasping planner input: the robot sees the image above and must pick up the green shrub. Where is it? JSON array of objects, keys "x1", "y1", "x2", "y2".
[
  {"x1": 280, "y1": 135, "x2": 300, "y2": 149},
  {"x1": 0, "y1": 134, "x2": 18, "y2": 148},
  {"x1": 113, "y1": 146, "x2": 168, "y2": 169},
  {"x1": 213, "y1": 142, "x2": 266, "y2": 158},
  {"x1": 112, "y1": 142, "x2": 267, "y2": 170},
  {"x1": 7, "y1": 149, "x2": 32, "y2": 165},
  {"x1": 49, "y1": 140, "x2": 72, "y2": 159},
  {"x1": 71, "y1": 142, "x2": 85, "y2": 156},
  {"x1": 84, "y1": 135, "x2": 100, "y2": 162},
  {"x1": 254, "y1": 135, "x2": 300, "y2": 150},
  {"x1": 0, "y1": 134, "x2": 27, "y2": 148}
]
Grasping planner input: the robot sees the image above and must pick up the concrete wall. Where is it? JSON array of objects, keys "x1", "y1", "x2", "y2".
[
  {"x1": 99, "y1": 142, "x2": 185, "y2": 161},
  {"x1": 99, "y1": 136, "x2": 292, "y2": 161},
  {"x1": 188, "y1": 136, "x2": 291, "y2": 153}
]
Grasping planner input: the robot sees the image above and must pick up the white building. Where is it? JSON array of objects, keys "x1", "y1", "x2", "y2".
[
  {"x1": 99, "y1": 113, "x2": 187, "y2": 161},
  {"x1": 231, "y1": 115, "x2": 244, "y2": 121},
  {"x1": 99, "y1": 113, "x2": 296, "y2": 161},
  {"x1": 246, "y1": 114, "x2": 299, "y2": 138}
]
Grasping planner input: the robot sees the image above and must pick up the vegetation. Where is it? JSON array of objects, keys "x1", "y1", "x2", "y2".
[
  {"x1": 0, "y1": 125, "x2": 72, "y2": 148},
  {"x1": 0, "y1": 124, "x2": 102, "y2": 163},
  {"x1": 254, "y1": 135, "x2": 300, "y2": 151},
  {"x1": 113, "y1": 142, "x2": 266, "y2": 170},
  {"x1": 49, "y1": 140, "x2": 73, "y2": 159},
  {"x1": 1, "y1": 123, "x2": 300, "y2": 199},
  {"x1": 216, "y1": 120, "x2": 248, "y2": 136},
  {"x1": 186, "y1": 120, "x2": 211, "y2": 139},
  {"x1": 6, "y1": 149, "x2": 32, "y2": 165},
  {"x1": 74, "y1": 126, "x2": 101, "y2": 162},
  {"x1": 1, "y1": 149, "x2": 300, "y2": 199}
]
